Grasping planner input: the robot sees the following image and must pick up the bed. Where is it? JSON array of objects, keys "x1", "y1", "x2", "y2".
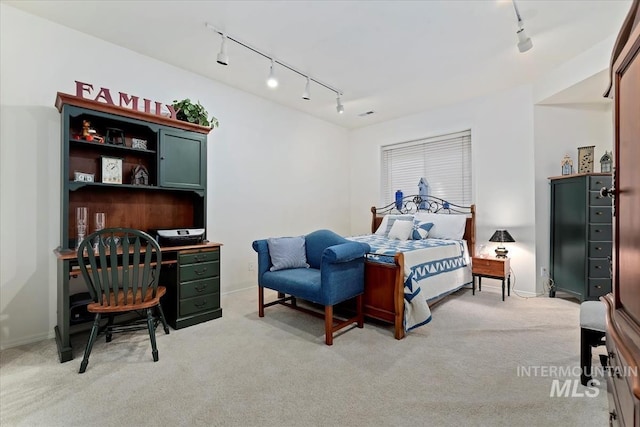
[{"x1": 348, "y1": 195, "x2": 475, "y2": 339}]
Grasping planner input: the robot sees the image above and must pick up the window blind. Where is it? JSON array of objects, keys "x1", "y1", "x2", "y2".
[{"x1": 380, "y1": 130, "x2": 472, "y2": 207}]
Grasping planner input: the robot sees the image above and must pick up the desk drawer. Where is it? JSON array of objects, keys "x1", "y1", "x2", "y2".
[
  {"x1": 181, "y1": 277, "x2": 219, "y2": 299},
  {"x1": 180, "y1": 249, "x2": 219, "y2": 265},
  {"x1": 180, "y1": 261, "x2": 218, "y2": 282},
  {"x1": 180, "y1": 293, "x2": 220, "y2": 316}
]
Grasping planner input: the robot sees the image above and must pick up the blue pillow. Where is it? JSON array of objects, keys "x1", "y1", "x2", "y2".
[
  {"x1": 267, "y1": 236, "x2": 310, "y2": 271},
  {"x1": 412, "y1": 220, "x2": 434, "y2": 240}
]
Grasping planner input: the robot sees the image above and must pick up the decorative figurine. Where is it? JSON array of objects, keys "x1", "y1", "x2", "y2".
[
  {"x1": 418, "y1": 177, "x2": 430, "y2": 209},
  {"x1": 578, "y1": 145, "x2": 595, "y2": 173},
  {"x1": 600, "y1": 151, "x2": 613, "y2": 173},
  {"x1": 561, "y1": 154, "x2": 573, "y2": 176}
]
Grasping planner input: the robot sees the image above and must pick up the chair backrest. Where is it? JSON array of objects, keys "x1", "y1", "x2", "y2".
[{"x1": 77, "y1": 227, "x2": 161, "y2": 307}]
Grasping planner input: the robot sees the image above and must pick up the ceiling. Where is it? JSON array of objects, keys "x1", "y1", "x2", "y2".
[{"x1": 4, "y1": 0, "x2": 632, "y2": 129}]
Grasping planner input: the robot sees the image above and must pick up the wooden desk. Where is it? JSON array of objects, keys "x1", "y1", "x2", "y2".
[
  {"x1": 53, "y1": 242, "x2": 222, "y2": 363},
  {"x1": 472, "y1": 256, "x2": 511, "y2": 301}
]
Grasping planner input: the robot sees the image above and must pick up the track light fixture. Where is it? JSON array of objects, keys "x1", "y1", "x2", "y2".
[
  {"x1": 302, "y1": 77, "x2": 311, "y2": 100},
  {"x1": 205, "y1": 22, "x2": 344, "y2": 114},
  {"x1": 267, "y1": 60, "x2": 278, "y2": 88},
  {"x1": 512, "y1": 0, "x2": 532, "y2": 53},
  {"x1": 217, "y1": 33, "x2": 229, "y2": 65}
]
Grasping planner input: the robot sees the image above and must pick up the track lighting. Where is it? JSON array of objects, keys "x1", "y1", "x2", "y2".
[
  {"x1": 267, "y1": 60, "x2": 278, "y2": 88},
  {"x1": 512, "y1": 0, "x2": 532, "y2": 53},
  {"x1": 205, "y1": 22, "x2": 344, "y2": 114},
  {"x1": 302, "y1": 77, "x2": 311, "y2": 100},
  {"x1": 217, "y1": 34, "x2": 229, "y2": 65}
]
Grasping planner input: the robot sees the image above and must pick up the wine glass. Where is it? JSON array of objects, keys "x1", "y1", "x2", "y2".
[
  {"x1": 93, "y1": 212, "x2": 105, "y2": 251},
  {"x1": 76, "y1": 207, "x2": 88, "y2": 251}
]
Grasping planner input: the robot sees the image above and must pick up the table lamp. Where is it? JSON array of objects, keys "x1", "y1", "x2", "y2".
[{"x1": 489, "y1": 230, "x2": 515, "y2": 258}]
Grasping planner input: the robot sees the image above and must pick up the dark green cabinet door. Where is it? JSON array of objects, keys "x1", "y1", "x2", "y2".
[
  {"x1": 550, "y1": 177, "x2": 587, "y2": 298},
  {"x1": 159, "y1": 129, "x2": 206, "y2": 189}
]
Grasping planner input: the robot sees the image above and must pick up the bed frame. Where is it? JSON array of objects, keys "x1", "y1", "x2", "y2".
[{"x1": 365, "y1": 195, "x2": 476, "y2": 339}]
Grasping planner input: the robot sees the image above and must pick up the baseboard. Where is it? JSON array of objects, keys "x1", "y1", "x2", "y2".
[{"x1": 0, "y1": 330, "x2": 54, "y2": 351}]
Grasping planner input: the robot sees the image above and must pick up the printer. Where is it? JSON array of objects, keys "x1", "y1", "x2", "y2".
[{"x1": 151, "y1": 228, "x2": 205, "y2": 246}]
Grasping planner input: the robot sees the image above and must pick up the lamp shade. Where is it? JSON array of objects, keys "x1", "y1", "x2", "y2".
[{"x1": 489, "y1": 230, "x2": 515, "y2": 243}]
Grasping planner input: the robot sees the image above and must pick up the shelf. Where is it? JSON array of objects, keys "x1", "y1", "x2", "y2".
[
  {"x1": 67, "y1": 181, "x2": 205, "y2": 196},
  {"x1": 69, "y1": 139, "x2": 156, "y2": 154}
]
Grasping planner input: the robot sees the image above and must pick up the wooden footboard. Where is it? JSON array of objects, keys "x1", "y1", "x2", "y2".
[
  {"x1": 364, "y1": 195, "x2": 475, "y2": 340},
  {"x1": 363, "y1": 253, "x2": 405, "y2": 340}
]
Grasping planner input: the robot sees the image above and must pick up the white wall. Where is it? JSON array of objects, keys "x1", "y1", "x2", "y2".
[
  {"x1": 349, "y1": 86, "x2": 537, "y2": 296},
  {"x1": 0, "y1": 4, "x2": 349, "y2": 349},
  {"x1": 533, "y1": 104, "x2": 613, "y2": 291}
]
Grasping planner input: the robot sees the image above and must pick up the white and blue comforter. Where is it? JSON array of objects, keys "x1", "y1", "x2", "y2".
[{"x1": 347, "y1": 235, "x2": 472, "y2": 332}]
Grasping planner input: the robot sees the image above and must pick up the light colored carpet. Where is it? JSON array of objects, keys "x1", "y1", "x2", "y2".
[{"x1": 1, "y1": 286, "x2": 608, "y2": 427}]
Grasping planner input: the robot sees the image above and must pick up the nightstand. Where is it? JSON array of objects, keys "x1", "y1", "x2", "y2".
[{"x1": 472, "y1": 256, "x2": 511, "y2": 301}]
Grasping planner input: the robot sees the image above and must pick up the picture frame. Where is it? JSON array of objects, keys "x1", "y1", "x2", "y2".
[
  {"x1": 74, "y1": 171, "x2": 95, "y2": 182},
  {"x1": 101, "y1": 156, "x2": 123, "y2": 184},
  {"x1": 131, "y1": 138, "x2": 147, "y2": 150}
]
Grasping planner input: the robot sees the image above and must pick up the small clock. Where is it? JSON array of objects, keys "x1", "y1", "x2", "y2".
[{"x1": 101, "y1": 156, "x2": 123, "y2": 184}]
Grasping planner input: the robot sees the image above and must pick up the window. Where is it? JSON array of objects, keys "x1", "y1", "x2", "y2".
[{"x1": 380, "y1": 130, "x2": 472, "y2": 207}]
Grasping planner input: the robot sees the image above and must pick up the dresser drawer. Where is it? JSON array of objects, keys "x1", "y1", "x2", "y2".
[
  {"x1": 179, "y1": 261, "x2": 218, "y2": 282},
  {"x1": 589, "y1": 175, "x2": 612, "y2": 191},
  {"x1": 179, "y1": 249, "x2": 219, "y2": 265},
  {"x1": 589, "y1": 224, "x2": 612, "y2": 241},
  {"x1": 589, "y1": 191, "x2": 612, "y2": 206},
  {"x1": 588, "y1": 278, "x2": 611, "y2": 298},
  {"x1": 180, "y1": 277, "x2": 220, "y2": 299},
  {"x1": 589, "y1": 206, "x2": 612, "y2": 223},
  {"x1": 589, "y1": 258, "x2": 610, "y2": 278},
  {"x1": 180, "y1": 293, "x2": 220, "y2": 316},
  {"x1": 589, "y1": 241, "x2": 612, "y2": 258}
]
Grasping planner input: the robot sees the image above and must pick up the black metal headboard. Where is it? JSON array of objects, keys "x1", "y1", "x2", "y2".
[{"x1": 370, "y1": 194, "x2": 476, "y2": 256}]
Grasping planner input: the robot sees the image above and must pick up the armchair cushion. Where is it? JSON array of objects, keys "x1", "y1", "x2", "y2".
[{"x1": 267, "y1": 236, "x2": 310, "y2": 271}]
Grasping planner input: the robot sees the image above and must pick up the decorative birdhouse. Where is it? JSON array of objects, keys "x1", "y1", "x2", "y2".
[
  {"x1": 600, "y1": 151, "x2": 613, "y2": 173},
  {"x1": 131, "y1": 164, "x2": 149, "y2": 186},
  {"x1": 561, "y1": 154, "x2": 573, "y2": 176}
]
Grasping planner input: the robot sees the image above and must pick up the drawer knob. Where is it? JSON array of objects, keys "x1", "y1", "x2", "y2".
[
  {"x1": 595, "y1": 247, "x2": 602, "y2": 250},
  {"x1": 595, "y1": 229, "x2": 601, "y2": 233},
  {"x1": 195, "y1": 284, "x2": 208, "y2": 293},
  {"x1": 195, "y1": 300, "x2": 207, "y2": 308},
  {"x1": 195, "y1": 268, "x2": 207, "y2": 276},
  {"x1": 194, "y1": 255, "x2": 204, "y2": 262},
  {"x1": 595, "y1": 266, "x2": 602, "y2": 269},
  {"x1": 596, "y1": 211, "x2": 603, "y2": 216}
]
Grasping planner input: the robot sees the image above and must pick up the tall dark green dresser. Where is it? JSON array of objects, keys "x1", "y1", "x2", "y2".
[{"x1": 549, "y1": 173, "x2": 612, "y2": 301}]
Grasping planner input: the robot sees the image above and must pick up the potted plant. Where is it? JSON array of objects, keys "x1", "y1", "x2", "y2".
[{"x1": 171, "y1": 98, "x2": 219, "y2": 128}]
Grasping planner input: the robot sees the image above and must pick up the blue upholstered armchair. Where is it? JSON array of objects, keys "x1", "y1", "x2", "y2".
[{"x1": 252, "y1": 229, "x2": 370, "y2": 345}]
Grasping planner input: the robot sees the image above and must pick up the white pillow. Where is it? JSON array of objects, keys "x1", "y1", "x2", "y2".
[
  {"x1": 413, "y1": 212, "x2": 467, "y2": 240},
  {"x1": 375, "y1": 214, "x2": 414, "y2": 236},
  {"x1": 387, "y1": 220, "x2": 413, "y2": 240}
]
